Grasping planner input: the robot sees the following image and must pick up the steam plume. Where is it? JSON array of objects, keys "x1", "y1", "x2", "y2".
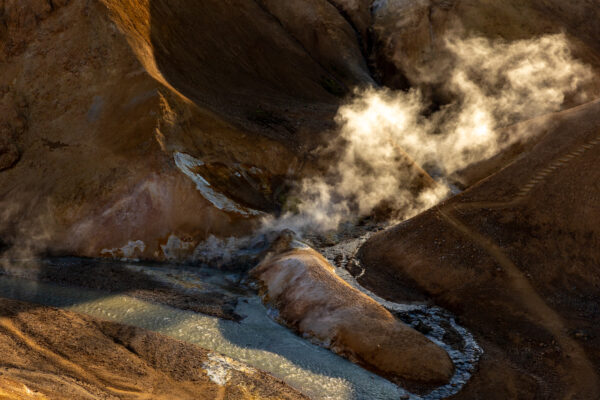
[{"x1": 268, "y1": 33, "x2": 593, "y2": 234}]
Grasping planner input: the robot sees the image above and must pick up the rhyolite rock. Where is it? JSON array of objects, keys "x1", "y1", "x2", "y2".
[{"x1": 251, "y1": 231, "x2": 454, "y2": 384}]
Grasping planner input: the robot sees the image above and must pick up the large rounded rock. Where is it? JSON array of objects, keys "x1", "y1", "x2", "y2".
[{"x1": 251, "y1": 233, "x2": 454, "y2": 384}]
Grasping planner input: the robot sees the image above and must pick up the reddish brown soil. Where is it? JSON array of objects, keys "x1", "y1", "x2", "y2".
[
  {"x1": 2, "y1": 0, "x2": 600, "y2": 261},
  {"x1": 2, "y1": 1, "x2": 600, "y2": 398}
]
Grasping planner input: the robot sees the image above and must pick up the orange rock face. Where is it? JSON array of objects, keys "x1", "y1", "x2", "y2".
[{"x1": 251, "y1": 236, "x2": 454, "y2": 384}]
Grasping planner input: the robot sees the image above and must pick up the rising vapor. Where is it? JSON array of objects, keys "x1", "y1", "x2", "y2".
[{"x1": 268, "y1": 33, "x2": 593, "y2": 234}]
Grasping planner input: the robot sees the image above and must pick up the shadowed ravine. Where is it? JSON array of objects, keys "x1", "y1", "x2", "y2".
[{"x1": 0, "y1": 246, "x2": 481, "y2": 400}]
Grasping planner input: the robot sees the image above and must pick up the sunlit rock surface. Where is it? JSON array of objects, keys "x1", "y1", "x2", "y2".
[
  {"x1": 1, "y1": 1, "x2": 600, "y2": 399},
  {"x1": 0, "y1": 296, "x2": 306, "y2": 400},
  {"x1": 0, "y1": 0, "x2": 344, "y2": 260},
  {"x1": 1, "y1": 0, "x2": 599, "y2": 261},
  {"x1": 251, "y1": 232, "x2": 454, "y2": 384}
]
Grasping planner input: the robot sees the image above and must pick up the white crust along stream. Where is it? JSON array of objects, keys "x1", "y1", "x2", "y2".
[
  {"x1": 101, "y1": 240, "x2": 146, "y2": 260},
  {"x1": 202, "y1": 352, "x2": 256, "y2": 385}
]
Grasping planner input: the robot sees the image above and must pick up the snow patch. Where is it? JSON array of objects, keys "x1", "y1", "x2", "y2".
[{"x1": 173, "y1": 152, "x2": 262, "y2": 217}]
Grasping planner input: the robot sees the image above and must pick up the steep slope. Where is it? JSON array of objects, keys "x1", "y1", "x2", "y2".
[
  {"x1": 0, "y1": 0, "x2": 369, "y2": 260},
  {"x1": 2, "y1": 0, "x2": 600, "y2": 261},
  {"x1": 358, "y1": 98, "x2": 600, "y2": 399}
]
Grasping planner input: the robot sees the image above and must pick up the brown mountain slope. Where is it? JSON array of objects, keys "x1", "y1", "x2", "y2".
[
  {"x1": 0, "y1": 0, "x2": 366, "y2": 260},
  {"x1": 1, "y1": 0, "x2": 600, "y2": 261},
  {"x1": 358, "y1": 98, "x2": 600, "y2": 399}
]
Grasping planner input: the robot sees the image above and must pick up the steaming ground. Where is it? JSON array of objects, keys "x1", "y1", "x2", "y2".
[
  {"x1": 61, "y1": 33, "x2": 591, "y2": 398},
  {"x1": 2, "y1": 1, "x2": 600, "y2": 398},
  {"x1": 256, "y1": 33, "x2": 593, "y2": 236},
  {"x1": 158, "y1": 33, "x2": 594, "y2": 396},
  {"x1": 186, "y1": 33, "x2": 594, "y2": 253},
  {"x1": 0, "y1": 26, "x2": 593, "y2": 261}
]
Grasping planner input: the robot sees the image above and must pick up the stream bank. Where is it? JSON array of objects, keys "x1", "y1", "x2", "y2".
[{"x1": 0, "y1": 246, "x2": 481, "y2": 399}]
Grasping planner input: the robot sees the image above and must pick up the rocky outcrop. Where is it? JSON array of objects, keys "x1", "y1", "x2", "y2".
[{"x1": 251, "y1": 232, "x2": 454, "y2": 384}]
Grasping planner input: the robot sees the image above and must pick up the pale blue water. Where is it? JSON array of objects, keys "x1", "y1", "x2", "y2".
[{"x1": 0, "y1": 258, "x2": 481, "y2": 400}]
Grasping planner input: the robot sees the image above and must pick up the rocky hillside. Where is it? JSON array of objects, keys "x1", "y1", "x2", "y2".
[
  {"x1": 0, "y1": 297, "x2": 306, "y2": 399},
  {"x1": 0, "y1": 0, "x2": 599, "y2": 261}
]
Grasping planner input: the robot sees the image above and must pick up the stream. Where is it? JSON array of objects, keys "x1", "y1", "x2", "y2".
[{"x1": 0, "y1": 241, "x2": 481, "y2": 400}]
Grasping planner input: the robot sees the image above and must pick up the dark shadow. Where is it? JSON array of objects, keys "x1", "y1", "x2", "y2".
[
  {"x1": 147, "y1": 0, "x2": 341, "y2": 144},
  {"x1": 0, "y1": 256, "x2": 239, "y2": 324}
]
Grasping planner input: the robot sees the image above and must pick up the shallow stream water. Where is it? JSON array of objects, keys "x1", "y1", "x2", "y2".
[{"x1": 0, "y1": 252, "x2": 481, "y2": 400}]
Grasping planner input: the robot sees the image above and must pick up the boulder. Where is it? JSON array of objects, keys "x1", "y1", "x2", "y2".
[{"x1": 251, "y1": 232, "x2": 454, "y2": 384}]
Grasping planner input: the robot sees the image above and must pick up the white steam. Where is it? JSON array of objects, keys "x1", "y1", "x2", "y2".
[
  {"x1": 1, "y1": 34, "x2": 592, "y2": 265},
  {"x1": 268, "y1": 33, "x2": 593, "y2": 234}
]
